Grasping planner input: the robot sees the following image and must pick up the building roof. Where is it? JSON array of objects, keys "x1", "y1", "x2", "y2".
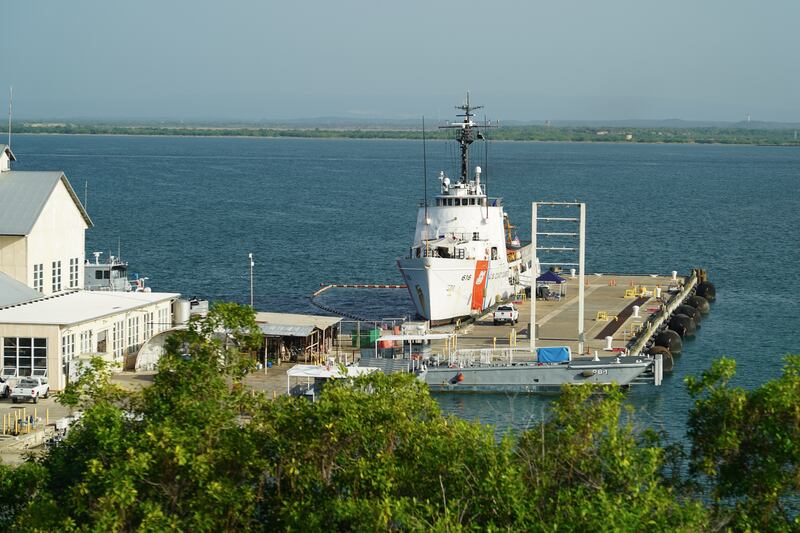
[
  {"x1": 258, "y1": 323, "x2": 316, "y2": 337},
  {"x1": 0, "y1": 171, "x2": 93, "y2": 235},
  {"x1": 0, "y1": 145, "x2": 16, "y2": 161},
  {"x1": 0, "y1": 272, "x2": 43, "y2": 308},
  {"x1": 287, "y1": 364, "x2": 378, "y2": 380},
  {"x1": 254, "y1": 311, "x2": 341, "y2": 332},
  {"x1": 0, "y1": 290, "x2": 180, "y2": 326}
]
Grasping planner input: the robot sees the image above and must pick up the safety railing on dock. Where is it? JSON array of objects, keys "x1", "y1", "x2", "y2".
[{"x1": 626, "y1": 271, "x2": 699, "y2": 356}]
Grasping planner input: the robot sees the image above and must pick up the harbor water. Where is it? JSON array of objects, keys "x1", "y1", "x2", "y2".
[{"x1": 11, "y1": 134, "x2": 800, "y2": 441}]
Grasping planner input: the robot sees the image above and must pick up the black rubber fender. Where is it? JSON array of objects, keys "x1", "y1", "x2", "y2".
[
  {"x1": 686, "y1": 295, "x2": 710, "y2": 314},
  {"x1": 676, "y1": 304, "x2": 701, "y2": 327},
  {"x1": 696, "y1": 281, "x2": 716, "y2": 302},
  {"x1": 669, "y1": 314, "x2": 696, "y2": 337},
  {"x1": 649, "y1": 345, "x2": 674, "y2": 372},
  {"x1": 654, "y1": 329, "x2": 683, "y2": 354}
]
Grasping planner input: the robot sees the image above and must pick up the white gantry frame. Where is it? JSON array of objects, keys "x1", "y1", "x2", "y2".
[{"x1": 530, "y1": 202, "x2": 586, "y2": 354}]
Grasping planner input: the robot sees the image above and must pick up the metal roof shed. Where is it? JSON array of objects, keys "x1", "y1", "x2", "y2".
[{"x1": 255, "y1": 312, "x2": 342, "y2": 364}]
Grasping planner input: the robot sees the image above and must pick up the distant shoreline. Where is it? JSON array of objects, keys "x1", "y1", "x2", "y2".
[{"x1": 10, "y1": 124, "x2": 800, "y2": 147}]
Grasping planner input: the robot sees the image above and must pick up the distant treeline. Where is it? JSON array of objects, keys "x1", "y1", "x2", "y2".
[{"x1": 13, "y1": 122, "x2": 800, "y2": 145}]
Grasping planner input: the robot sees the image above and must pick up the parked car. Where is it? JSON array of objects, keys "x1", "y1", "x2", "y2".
[
  {"x1": 0, "y1": 377, "x2": 11, "y2": 399},
  {"x1": 11, "y1": 376, "x2": 49, "y2": 404},
  {"x1": 493, "y1": 304, "x2": 519, "y2": 325}
]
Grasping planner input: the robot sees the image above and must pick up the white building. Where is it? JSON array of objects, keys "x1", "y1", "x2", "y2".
[
  {"x1": 0, "y1": 144, "x2": 92, "y2": 295},
  {"x1": 0, "y1": 289, "x2": 178, "y2": 390},
  {"x1": 0, "y1": 145, "x2": 181, "y2": 390}
]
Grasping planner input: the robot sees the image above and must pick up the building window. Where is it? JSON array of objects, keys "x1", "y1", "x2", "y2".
[
  {"x1": 128, "y1": 316, "x2": 140, "y2": 352},
  {"x1": 145, "y1": 311, "x2": 154, "y2": 339},
  {"x1": 52, "y1": 260, "x2": 62, "y2": 292},
  {"x1": 113, "y1": 320, "x2": 124, "y2": 359},
  {"x1": 473, "y1": 232, "x2": 480, "y2": 241},
  {"x1": 3, "y1": 337, "x2": 47, "y2": 377},
  {"x1": 157, "y1": 307, "x2": 170, "y2": 334},
  {"x1": 79, "y1": 330, "x2": 92, "y2": 354},
  {"x1": 33, "y1": 264, "x2": 44, "y2": 292},
  {"x1": 61, "y1": 333, "x2": 75, "y2": 362},
  {"x1": 69, "y1": 258, "x2": 79, "y2": 288}
]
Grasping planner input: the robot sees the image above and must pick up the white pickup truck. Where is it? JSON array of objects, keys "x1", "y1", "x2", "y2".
[
  {"x1": 0, "y1": 377, "x2": 13, "y2": 399},
  {"x1": 493, "y1": 304, "x2": 519, "y2": 325},
  {"x1": 11, "y1": 377, "x2": 49, "y2": 404}
]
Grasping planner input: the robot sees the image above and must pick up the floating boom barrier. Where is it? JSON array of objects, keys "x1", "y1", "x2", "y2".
[{"x1": 310, "y1": 283, "x2": 408, "y2": 321}]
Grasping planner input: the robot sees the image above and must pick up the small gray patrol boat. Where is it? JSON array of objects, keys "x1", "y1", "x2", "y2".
[
  {"x1": 84, "y1": 251, "x2": 149, "y2": 292},
  {"x1": 360, "y1": 334, "x2": 662, "y2": 393}
]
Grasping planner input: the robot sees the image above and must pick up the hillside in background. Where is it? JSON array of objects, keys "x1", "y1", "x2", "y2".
[{"x1": 11, "y1": 118, "x2": 800, "y2": 145}]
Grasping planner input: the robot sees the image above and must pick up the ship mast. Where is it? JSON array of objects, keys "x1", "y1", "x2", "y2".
[{"x1": 440, "y1": 92, "x2": 487, "y2": 184}]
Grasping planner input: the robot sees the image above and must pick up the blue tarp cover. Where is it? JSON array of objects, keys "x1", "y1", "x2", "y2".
[
  {"x1": 537, "y1": 346, "x2": 571, "y2": 363},
  {"x1": 536, "y1": 271, "x2": 567, "y2": 284}
]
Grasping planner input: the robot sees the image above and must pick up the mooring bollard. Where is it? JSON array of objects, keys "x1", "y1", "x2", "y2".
[
  {"x1": 633, "y1": 305, "x2": 640, "y2": 318},
  {"x1": 605, "y1": 335, "x2": 614, "y2": 351}
]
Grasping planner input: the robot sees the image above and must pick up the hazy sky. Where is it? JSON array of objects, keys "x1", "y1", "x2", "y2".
[{"x1": 2, "y1": 0, "x2": 798, "y2": 121}]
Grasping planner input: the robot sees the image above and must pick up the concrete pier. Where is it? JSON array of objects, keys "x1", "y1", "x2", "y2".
[{"x1": 434, "y1": 272, "x2": 691, "y2": 359}]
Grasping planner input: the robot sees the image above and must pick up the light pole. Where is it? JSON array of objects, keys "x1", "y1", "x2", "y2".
[{"x1": 248, "y1": 252, "x2": 254, "y2": 308}]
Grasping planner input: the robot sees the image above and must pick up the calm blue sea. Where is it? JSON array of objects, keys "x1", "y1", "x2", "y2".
[{"x1": 10, "y1": 134, "x2": 800, "y2": 440}]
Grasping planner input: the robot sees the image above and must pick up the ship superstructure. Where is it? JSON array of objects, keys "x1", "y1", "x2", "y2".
[
  {"x1": 84, "y1": 251, "x2": 149, "y2": 292},
  {"x1": 397, "y1": 96, "x2": 527, "y2": 323}
]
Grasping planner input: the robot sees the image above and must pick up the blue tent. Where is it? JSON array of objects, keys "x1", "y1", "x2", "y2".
[
  {"x1": 535, "y1": 270, "x2": 567, "y2": 299},
  {"x1": 536, "y1": 271, "x2": 566, "y2": 284}
]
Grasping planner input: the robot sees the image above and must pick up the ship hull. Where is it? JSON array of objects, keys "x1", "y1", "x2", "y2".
[
  {"x1": 397, "y1": 256, "x2": 515, "y2": 323},
  {"x1": 357, "y1": 356, "x2": 653, "y2": 393},
  {"x1": 422, "y1": 360, "x2": 651, "y2": 393}
]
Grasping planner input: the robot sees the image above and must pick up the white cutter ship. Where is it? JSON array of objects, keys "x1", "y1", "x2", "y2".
[{"x1": 397, "y1": 95, "x2": 532, "y2": 324}]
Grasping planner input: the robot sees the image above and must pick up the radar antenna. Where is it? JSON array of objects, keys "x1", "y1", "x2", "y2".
[{"x1": 439, "y1": 91, "x2": 493, "y2": 183}]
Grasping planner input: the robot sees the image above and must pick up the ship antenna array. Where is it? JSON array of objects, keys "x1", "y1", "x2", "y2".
[
  {"x1": 483, "y1": 114, "x2": 490, "y2": 217},
  {"x1": 439, "y1": 92, "x2": 493, "y2": 183},
  {"x1": 422, "y1": 116, "x2": 428, "y2": 222}
]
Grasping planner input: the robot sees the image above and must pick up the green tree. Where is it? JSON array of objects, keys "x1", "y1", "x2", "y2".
[
  {"x1": 687, "y1": 356, "x2": 800, "y2": 531},
  {"x1": 516, "y1": 385, "x2": 707, "y2": 531},
  {"x1": 23, "y1": 303, "x2": 266, "y2": 531},
  {"x1": 252, "y1": 372, "x2": 523, "y2": 530},
  {"x1": 14, "y1": 302, "x2": 800, "y2": 532}
]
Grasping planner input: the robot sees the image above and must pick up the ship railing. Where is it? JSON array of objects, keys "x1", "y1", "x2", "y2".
[{"x1": 446, "y1": 347, "x2": 534, "y2": 367}]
